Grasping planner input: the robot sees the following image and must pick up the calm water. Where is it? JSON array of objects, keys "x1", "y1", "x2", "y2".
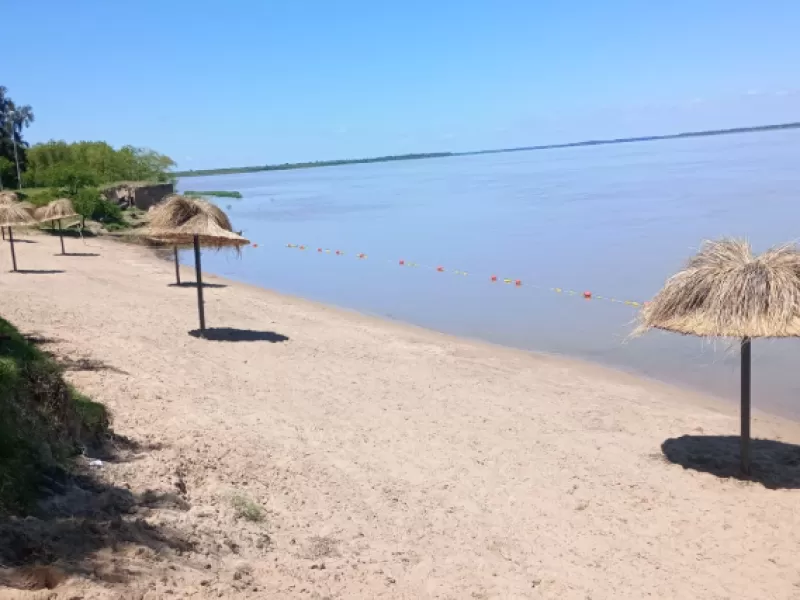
[{"x1": 178, "y1": 130, "x2": 800, "y2": 417}]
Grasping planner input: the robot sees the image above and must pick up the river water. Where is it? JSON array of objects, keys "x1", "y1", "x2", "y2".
[{"x1": 177, "y1": 129, "x2": 800, "y2": 417}]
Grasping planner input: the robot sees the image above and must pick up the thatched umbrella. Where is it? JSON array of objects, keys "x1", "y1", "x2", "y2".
[
  {"x1": 37, "y1": 198, "x2": 79, "y2": 255},
  {"x1": 0, "y1": 202, "x2": 35, "y2": 271},
  {"x1": 149, "y1": 194, "x2": 233, "y2": 286},
  {"x1": 141, "y1": 195, "x2": 248, "y2": 335},
  {"x1": 637, "y1": 239, "x2": 800, "y2": 474},
  {"x1": 0, "y1": 191, "x2": 17, "y2": 240}
]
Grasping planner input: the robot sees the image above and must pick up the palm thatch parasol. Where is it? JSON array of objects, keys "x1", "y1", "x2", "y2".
[
  {"x1": 0, "y1": 191, "x2": 18, "y2": 239},
  {"x1": 0, "y1": 202, "x2": 35, "y2": 272},
  {"x1": 38, "y1": 198, "x2": 79, "y2": 255},
  {"x1": 637, "y1": 238, "x2": 800, "y2": 474},
  {"x1": 140, "y1": 195, "x2": 249, "y2": 335},
  {"x1": 149, "y1": 194, "x2": 233, "y2": 285}
]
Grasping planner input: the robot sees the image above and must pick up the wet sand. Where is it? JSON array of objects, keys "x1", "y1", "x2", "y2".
[{"x1": 1, "y1": 233, "x2": 799, "y2": 599}]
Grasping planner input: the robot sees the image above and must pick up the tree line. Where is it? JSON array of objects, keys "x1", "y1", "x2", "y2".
[{"x1": 1, "y1": 86, "x2": 175, "y2": 192}]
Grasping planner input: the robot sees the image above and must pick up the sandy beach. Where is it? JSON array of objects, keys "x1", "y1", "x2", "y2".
[{"x1": 1, "y1": 232, "x2": 799, "y2": 599}]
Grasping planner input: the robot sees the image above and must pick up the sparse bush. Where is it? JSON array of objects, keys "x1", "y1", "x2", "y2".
[{"x1": 231, "y1": 494, "x2": 265, "y2": 522}]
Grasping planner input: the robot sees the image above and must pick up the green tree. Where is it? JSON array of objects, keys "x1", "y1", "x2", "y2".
[{"x1": 0, "y1": 86, "x2": 34, "y2": 189}]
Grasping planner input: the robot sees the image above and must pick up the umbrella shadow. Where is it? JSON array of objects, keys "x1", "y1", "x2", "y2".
[
  {"x1": 55, "y1": 252, "x2": 100, "y2": 257},
  {"x1": 189, "y1": 327, "x2": 290, "y2": 343},
  {"x1": 168, "y1": 281, "x2": 227, "y2": 289},
  {"x1": 661, "y1": 435, "x2": 800, "y2": 489},
  {"x1": 4, "y1": 238, "x2": 37, "y2": 244},
  {"x1": 12, "y1": 269, "x2": 65, "y2": 275}
]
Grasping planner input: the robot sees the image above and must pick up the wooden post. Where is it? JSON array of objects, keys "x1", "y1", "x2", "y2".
[
  {"x1": 8, "y1": 227, "x2": 17, "y2": 272},
  {"x1": 174, "y1": 247, "x2": 181, "y2": 285},
  {"x1": 58, "y1": 220, "x2": 66, "y2": 255},
  {"x1": 1, "y1": 226, "x2": 5, "y2": 240},
  {"x1": 741, "y1": 337, "x2": 752, "y2": 475},
  {"x1": 193, "y1": 235, "x2": 206, "y2": 335}
]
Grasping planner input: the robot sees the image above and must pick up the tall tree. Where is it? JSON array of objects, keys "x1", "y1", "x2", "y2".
[{"x1": 0, "y1": 86, "x2": 34, "y2": 189}]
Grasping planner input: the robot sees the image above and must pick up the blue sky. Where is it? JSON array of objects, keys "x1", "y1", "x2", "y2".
[{"x1": 4, "y1": 1, "x2": 799, "y2": 169}]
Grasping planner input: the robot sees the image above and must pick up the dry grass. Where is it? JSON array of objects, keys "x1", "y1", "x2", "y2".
[
  {"x1": 148, "y1": 194, "x2": 232, "y2": 231},
  {"x1": 140, "y1": 194, "x2": 248, "y2": 249},
  {"x1": 0, "y1": 202, "x2": 35, "y2": 227},
  {"x1": 38, "y1": 198, "x2": 78, "y2": 223},
  {"x1": 637, "y1": 238, "x2": 800, "y2": 338}
]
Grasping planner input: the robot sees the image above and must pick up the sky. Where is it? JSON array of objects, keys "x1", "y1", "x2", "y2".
[{"x1": 3, "y1": 0, "x2": 800, "y2": 169}]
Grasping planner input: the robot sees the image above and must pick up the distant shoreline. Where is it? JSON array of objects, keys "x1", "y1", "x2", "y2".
[{"x1": 174, "y1": 120, "x2": 800, "y2": 178}]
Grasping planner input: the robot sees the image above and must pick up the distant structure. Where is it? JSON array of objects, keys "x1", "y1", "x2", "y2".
[{"x1": 103, "y1": 182, "x2": 174, "y2": 211}]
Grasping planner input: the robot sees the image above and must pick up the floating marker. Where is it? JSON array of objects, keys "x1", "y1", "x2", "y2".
[
  {"x1": 252, "y1": 243, "x2": 259, "y2": 248},
  {"x1": 318, "y1": 248, "x2": 322, "y2": 252},
  {"x1": 358, "y1": 253, "x2": 366, "y2": 259},
  {"x1": 437, "y1": 266, "x2": 444, "y2": 272},
  {"x1": 299, "y1": 245, "x2": 306, "y2": 250},
  {"x1": 491, "y1": 275, "x2": 497, "y2": 282},
  {"x1": 583, "y1": 291, "x2": 592, "y2": 299},
  {"x1": 335, "y1": 250, "x2": 342, "y2": 255},
  {"x1": 554, "y1": 288, "x2": 562, "y2": 293},
  {"x1": 515, "y1": 280, "x2": 522, "y2": 286},
  {"x1": 399, "y1": 259, "x2": 405, "y2": 265}
]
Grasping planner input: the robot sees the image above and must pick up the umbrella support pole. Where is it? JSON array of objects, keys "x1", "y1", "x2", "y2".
[
  {"x1": 8, "y1": 227, "x2": 17, "y2": 272},
  {"x1": 58, "y1": 220, "x2": 65, "y2": 255},
  {"x1": 741, "y1": 337, "x2": 751, "y2": 475},
  {"x1": 1, "y1": 226, "x2": 5, "y2": 240},
  {"x1": 174, "y1": 247, "x2": 181, "y2": 285},
  {"x1": 193, "y1": 235, "x2": 206, "y2": 335}
]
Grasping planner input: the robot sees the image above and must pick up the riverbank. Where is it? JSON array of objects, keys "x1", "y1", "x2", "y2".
[{"x1": 1, "y1": 233, "x2": 799, "y2": 599}]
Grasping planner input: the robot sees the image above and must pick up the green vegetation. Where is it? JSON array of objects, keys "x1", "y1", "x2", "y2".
[
  {"x1": 0, "y1": 316, "x2": 109, "y2": 514},
  {"x1": 173, "y1": 152, "x2": 454, "y2": 177},
  {"x1": 24, "y1": 141, "x2": 175, "y2": 188},
  {"x1": 175, "y1": 121, "x2": 800, "y2": 179},
  {"x1": 231, "y1": 494, "x2": 266, "y2": 522},
  {"x1": 0, "y1": 86, "x2": 34, "y2": 190},
  {"x1": 185, "y1": 190, "x2": 243, "y2": 198}
]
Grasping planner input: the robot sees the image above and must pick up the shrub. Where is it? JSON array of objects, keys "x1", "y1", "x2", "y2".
[{"x1": 0, "y1": 317, "x2": 110, "y2": 513}]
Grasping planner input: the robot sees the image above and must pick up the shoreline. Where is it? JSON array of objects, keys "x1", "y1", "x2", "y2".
[
  {"x1": 179, "y1": 246, "x2": 796, "y2": 427},
  {"x1": 3, "y1": 234, "x2": 800, "y2": 598}
]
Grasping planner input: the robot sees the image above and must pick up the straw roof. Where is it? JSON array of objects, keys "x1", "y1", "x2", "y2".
[
  {"x1": 147, "y1": 214, "x2": 249, "y2": 248},
  {"x1": 0, "y1": 191, "x2": 18, "y2": 204},
  {"x1": 38, "y1": 198, "x2": 79, "y2": 223},
  {"x1": 637, "y1": 239, "x2": 800, "y2": 338},
  {"x1": 148, "y1": 194, "x2": 232, "y2": 231},
  {"x1": 0, "y1": 202, "x2": 36, "y2": 227},
  {"x1": 140, "y1": 194, "x2": 245, "y2": 248}
]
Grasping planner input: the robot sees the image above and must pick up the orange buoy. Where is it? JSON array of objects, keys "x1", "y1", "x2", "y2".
[
  {"x1": 358, "y1": 253, "x2": 365, "y2": 259},
  {"x1": 491, "y1": 275, "x2": 497, "y2": 282},
  {"x1": 252, "y1": 243, "x2": 258, "y2": 248},
  {"x1": 399, "y1": 259, "x2": 405, "y2": 265},
  {"x1": 515, "y1": 279, "x2": 522, "y2": 286},
  {"x1": 335, "y1": 250, "x2": 341, "y2": 255},
  {"x1": 299, "y1": 245, "x2": 305, "y2": 250},
  {"x1": 317, "y1": 248, "x2": 322, "y2": 252},
  {"x1": 437, "y1": 266, "x2": 444, "y2": 272},
  {"x1": 583, "y1": 291, "x2": 592, "y2": 299}
]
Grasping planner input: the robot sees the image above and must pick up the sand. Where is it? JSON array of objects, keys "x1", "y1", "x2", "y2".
[{"x1": 1, "y1": 233, "x2": 799, "y2": 599}]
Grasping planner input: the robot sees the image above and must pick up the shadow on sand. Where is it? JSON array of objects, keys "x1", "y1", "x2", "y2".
[
  {"x1": 0, "y1": 435, "x2": 190, "y2": 591},
  {"x1": 168, "y1": 281, "x2": 227, "y2": 289},
  {"x1": 4, "y1": 238, "x2": 37, "y2": 244},
  {"x1": 12, "y1": 269, "x2": 65, "y2": 275},
  {"x1": 661, "y1": 435, "x2": 800, "y2": 489},
  {"x1": 55, "y1": 252, "x2": 100, "y2": 257},
  {"x1": 189, "y1": 327, "x2": 290, "y2": 343}
]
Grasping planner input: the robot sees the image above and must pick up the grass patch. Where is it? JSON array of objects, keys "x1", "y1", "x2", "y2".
[
  {"x1": 0, "y1": 317, "x2": 110, "y2": 514},
  {"x1": 185, "y1": 190, "x2": 242, "y2": 199},
  {"x1": 230, "y1": 494, "x2": 265, "y2": 522}
]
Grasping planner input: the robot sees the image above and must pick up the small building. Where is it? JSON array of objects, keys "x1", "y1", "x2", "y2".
[{"x1": 103, "y1": 182, "x2": 174, "y2": 211}]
